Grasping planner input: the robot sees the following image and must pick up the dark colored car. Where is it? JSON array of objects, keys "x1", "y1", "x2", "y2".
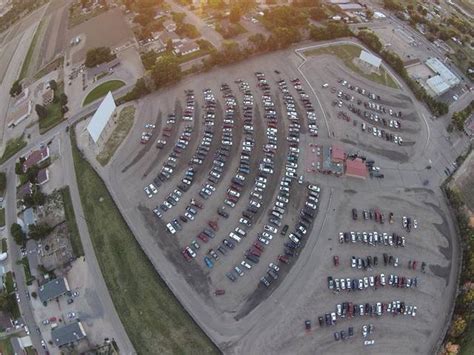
[
  {"x1": 333, "y1": 255, "x2": 339, "y2": 267},
  {"x1": 305, "y1": 320, "x2": 311, "y2": 330},
  {"x1": 352, "y1": 208, "x2": 358, "y2": 220}
]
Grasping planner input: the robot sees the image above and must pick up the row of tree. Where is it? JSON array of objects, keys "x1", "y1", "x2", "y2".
[
  {"x1": 451, "y1": 100, "x2": 474, "y2": 131},
  {"x1": 85, "y1": 47, "x2": 116, "y2": 68}
]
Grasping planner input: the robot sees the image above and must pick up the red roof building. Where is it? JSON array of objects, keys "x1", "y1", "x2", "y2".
[
  {"x1": 331, "y1": 144, "x2": 345, "y2": 162},
  {"x1": 345, "y1": 158, "x2": 368, "y2": 179},
  {"x1": 22, "y1": 146, "x2": 49, "y2": 173}
]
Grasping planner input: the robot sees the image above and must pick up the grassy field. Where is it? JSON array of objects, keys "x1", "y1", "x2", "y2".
[
  {"x1": 96, "y1": 106, "x2": 135, "y2": 166},
  {"x1": 304, "y1": 44, "x2": 399, "y2": 89},
  {"x1": 0, "y1": 208, "x2": 4, "y2": 227},
  {"x1": 60, "y1": 187, "x2": 84, "y2": 257},
  {"x1": 461, "y1": 324, "x2": 474, "y2": 355},
  {"x1": 34, "y1": 56, "x2": 64, "y2": 80},
  {"x1": 19, "y1": 18, "x2": 45, "y2": 81},
  {"x1": 71, "y1": 130, "x2": 218, "y2": 354},
  {"x1": 83, "y1": 80, "x2": 125, "y2": 106},
  {"x1": 39, "y1": 83, "x2": 66, "y2": 134},
  {"x1": 0, "y1": 336, "x2": 14, "y2": 355},
  {"x1": 20, "y1": 257, "x2": 35, "y2": 286},
  {"x1": 0, "y1": 136, "x2": 27, "y2": 164}
]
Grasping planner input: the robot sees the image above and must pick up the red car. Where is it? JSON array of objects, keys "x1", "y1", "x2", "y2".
[
  {"x1": 208, "y1": 220, "x2": 218, "y2": 231},
  {"x1": 197, "y1": 233, "x2": 209, "y2": 243},
  {"x1": 253, "y1": 241, "x2": 265, "y2": 252},
  {"x1": 191, "y1": 200, "x2": 203, "y2": 209},
  {"x1": 249, "y1": 248, "x2": 261, "y2": 257},
  {"x1": 182, "y1": 250, "x2": 192, "y2": 262},
  {"x1": 412, "y1": 261, "x2": 417, "y2": 270},
  {"x1": 214, "y1": 289, "x2": 225, "y2": 296},
  {"x1": 333, "y1": 255, "x2": 339, "y2": 267},
  {"x1": 278, "y1": 255, "x2": 289, "y2": 264}
]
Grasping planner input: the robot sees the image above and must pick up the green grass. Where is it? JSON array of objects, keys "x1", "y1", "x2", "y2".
[
  {"x1": 4, "y1": 272, "x2": 14, "y2": 294},
  {"x1": 20, "y1": 257, "x2": 35, "y2": 286},
  {"x1": 304, "y1": 44, "x2": 399, "y2": 89},
  {"x1": 0, "y1": 209, "x2": 4, "y2": 227},
  {"x1": 0, "y1": 336, "x2": 15, "y2": 355},
  {"x1": 96, "y1": 106, "x2": 135, "y2": 166},
  {"x1": 70, "y1": 129, "x2": 218, "y2": 354},
  {"x1": 34, "y1": 56, "x2": 64, "y2": 80},
  {"x1": 460, "y1": 322, "x2": 474, "y2": 355},
  {"x1": 1, "y1": 239, "x2": 7, "y2": 253},
  {"x1": 83, "y1": 80, "x2": 125, "y2": 106},
  {"x1": 19, "y1": 18, "x2": 45, "y2": 81},
  {"x1": 0, "y1": 136, "x2": 27, "y2": 164},
  {"x1": 39, "y1": 83, "x2": 66, "y2": 134},
  {"x1": 60, "y1": 186, "x2": 84, "y2": 257}
]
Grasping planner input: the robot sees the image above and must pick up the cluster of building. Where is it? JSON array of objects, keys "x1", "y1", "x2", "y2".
[
  {"x1": 321, "y1": 144, "x2": 369, "y2": 179},
  {"x1": 18, "y1": 146, "x2": 50, "y2": 202},
  {"x1": 146, "y1": 19, "x2": 200, "y2": 57},
  {"x1": 39, "y1": 277, "x2": 87, "y2": 347}
]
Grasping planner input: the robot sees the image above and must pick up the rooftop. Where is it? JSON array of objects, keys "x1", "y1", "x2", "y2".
[
  {"x1": 345, "y1": 158, "x2": 368, "y2": 178},
  {"x1": 38, "y1": 277, "x2": 70, "y2": 303},
  {"x1": 425, "y1": 57, "x2": 460, "y2": 87},
  {"x1": 22, "y1": 146, "x2": 50, "y2": 173},
  {"x1": 87, "y1": 57, "x2": 120, "y2": 80},
  {"x1": 331, "y1": 144, "x2": 345, "y2": 162},
  {"x1": 322, "y1": 146, "x2": 344, "y2": 175},
  {"x1": 51, "y1": 321, "x2": 87, "y2": 347},
  {"x1": 359, "y1": 50, "x2": 382, "y2": 68}
]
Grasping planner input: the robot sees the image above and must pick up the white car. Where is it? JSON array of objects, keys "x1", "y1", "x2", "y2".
[
  {"x1": 144, "y1": 186, "x2": 153, "y2": 198},
  {"x1": 166, "y1": 223, "x2": 176, "y2": 235},
  {"x1": 364, "y1": 340, "x2": 375, "y2": 346},
  {"x1": 241, "y1": 261, "x2": 252, "y2": 269},
  {"x1": 308, "y1": 184, "x2": 320, "y2": 192},
  {"x1": 269, "y1": 263, "x2": 280, "y2": 272},
  {"x1": 264, "y1": 225, "x2": 277, "y2": 234},
  {"x1": 239, "y1": 217, "x2": 251, "y2": 226}
]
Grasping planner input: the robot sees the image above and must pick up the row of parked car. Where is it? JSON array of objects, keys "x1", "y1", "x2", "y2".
[
  {"x1": 320, "y1": 300, "x2": 417, "y2": 327},
  {"x1": 402, "y1": 215, "x2": 418, "y2": 232},
  {"x1": 351, "y1": 208, "x2": 394, "y2": 224},
  {"x1": 327, "y1": 272, "x2": 418, "y2": 292},
  {"x1": 338, "y1": 79, "x2": 380, "y2": 103},
  {"x1": 339, "y1": 231, "x2": 406, "y2": 247},
  {"x1": 291, "y1": 77, "x2": 318, "y2": 137}
]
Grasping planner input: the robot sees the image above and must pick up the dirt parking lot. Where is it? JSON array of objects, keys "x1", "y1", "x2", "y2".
[
  {"x1": 67, "y1": 8, "x2": 133, "y2": 65},
  {"x1": 85, "y1": 47, "x2": 459, "y2": 354}
]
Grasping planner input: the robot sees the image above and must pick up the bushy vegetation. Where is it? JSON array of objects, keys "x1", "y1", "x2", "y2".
[
  {"x1": 443, "y1": 179, "x2": 474, "y2": 354},
  {"x1": 85, "y1": 47, "x2": 116, "y2": 68},
  {"x1": 451, "y1": 101, "x2": 474, "y2": 131}
]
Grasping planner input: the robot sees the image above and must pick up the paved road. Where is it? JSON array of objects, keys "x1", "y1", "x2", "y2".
[
  {"x1": 5, "y1": 166, "x2": 47, "y2": 354},
  {"x1": 167, "y1": 0, "x2": 224, "y2": 49}
]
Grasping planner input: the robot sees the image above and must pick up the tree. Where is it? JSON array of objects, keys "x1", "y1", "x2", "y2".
[
  {"x1": 366, "y1": 9, "x2": 374, "y2": 20},
  {"x1": 449, "y1": 316, "x2": 467, "y2": 337},
  {"x1": 122, "y1": 78, "x2": 150, "y2": 102},
  {"x1": 462, "y1": 289, "x2": 474, "y2": 305},
  {"x1": 229, "y1": 6, "x2": 242, "y2": 23},
  {"x1": 166, "y1": 39, "x2": 174, "y2": 53},
  {"x1": 9, "y1": 80, "x2": 22, "y2": 97},
  {"x1": 59, "y1": 93, "x2": 68, "y2": 106},
  {"x1": 28, "y1": 222, "x2": 53, "y2": 240},
  {"x1": 172, "y1": 12, "x2": 186, "y2": 24},
  {"x1": 35, "y1": 104, "x2": 48, "y2": 120},
  {"x1": 49, "y1": 80, "x2": 57, "y2": 91},
  {"x1": 11, "y1": 223, "x2": 25, "y2": 246},
  {"x1": 85, "y1": 47, "x2": 115, "y2": 68},
  {"x1": 151, "y1": 55, "x2": 182, "y2": 88},
  {"x1": 309, "y1": 7, "x2": 327, "y2": 21},
  {"x1": 141, "y1": 50, "x2": 159, "y2": 70},
  {"x1": 176, "y1": 23, "x2": 200, "y2": 39},
  {"x1": 248, "y1": 33, "x2": 267, "y2": 52},
  {"x1": 31, "y1": 291, "x2": 37, "y2": 299},
  {"x1": 0, "y1": 172, "x2": 6, "y2": 193},
  {"x1": 25, "y1": 166, "x2": 39, "y2": 184}
]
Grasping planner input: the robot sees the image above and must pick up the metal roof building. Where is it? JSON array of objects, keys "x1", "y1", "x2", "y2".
[
  {"x1": 425, "y1": 57, "x2": 460, "y2": 96},
  {"x1": 51, "y1": 321, "x2": 87, "y2": 347},
  {"x1": 86, "y1": 91, "x2": 116, "y2": 144},
  {"x1": 359, "y1": 50, "x2": 382, "y2": 69},
  {"x1": 38, "y1": 277, "x2": 70, "y2": 303}
]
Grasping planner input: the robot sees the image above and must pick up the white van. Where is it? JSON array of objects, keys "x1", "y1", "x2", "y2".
[{"x1": 229, "y1": 232, "x2": 241, "y2": 243}]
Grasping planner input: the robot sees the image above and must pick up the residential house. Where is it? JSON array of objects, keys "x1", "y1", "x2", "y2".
[
  {"x1": 175, "y1": 41, "x2": 200, "y2": 56},
  {"x1": 163, "y1": 20, "x2": 177, "y2": 32},
  {"x1": 22, "y1": 146, "x2": 50, "y2": 173}
]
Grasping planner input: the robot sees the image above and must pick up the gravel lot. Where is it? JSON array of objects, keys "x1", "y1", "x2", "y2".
[{"x1": 89, "y1": 47, "x2": 460, "y2": 354}]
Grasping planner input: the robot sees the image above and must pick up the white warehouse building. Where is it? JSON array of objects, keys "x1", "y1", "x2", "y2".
[{"x1": 425, "y1": 57, "x2": 460, "y2": 96}]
